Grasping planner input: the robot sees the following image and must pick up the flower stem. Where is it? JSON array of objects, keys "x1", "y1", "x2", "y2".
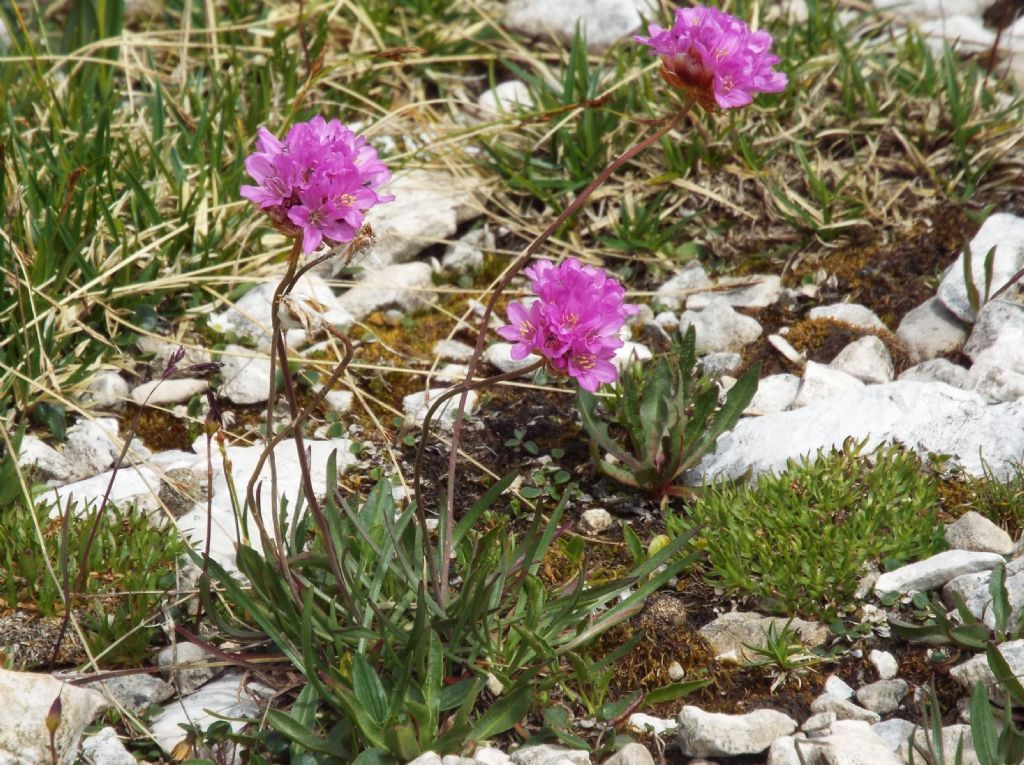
[{"x1": 433, "y1": 102, "x2": 694, "y2": 608}]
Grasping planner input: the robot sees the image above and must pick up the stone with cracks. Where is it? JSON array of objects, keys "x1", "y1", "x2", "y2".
[
  {"x1": 944, "y1": 511, "x2": 1014, "y2": 554},
  {"x1": 808, "y1": 303, "x2": 887, "y2": 332},
  {"x1": 504, "y1": 0, "x2": 656, "y2": 52},
  {"x1": 130, "y1": 377, "x2": 209, "y2": 406},
  {"x1": 937, "y1": 212, "x2": 1024, "y2": 323},
  {"x1": 690, "y1": 381, "x2": 1024, "y2": 484},
  {"x1": 81, "y1": 727, "x2": 136, "y2": 765},
  {"x1": 149, "y1": 673, "x2": 274, "y2": 760},
  {"x1": 897, "y1": 297, "x2": 969, "y2": 363},
  {"x1": 809, "y1": 694, "x2": 880, "y2": 724},
  {"x1": 686, "y1": 274, "x2": 782, "y2": 310},
  {"x1": 698, "y1": 611, "x2": 828, "y2": 663},
  {"x1": 677, "y1": 706, "x2": 797, "y2": 757},
  {"x1": 476, "y1": 80, "x2": 534, "y2": 118},
  {"x1": 655, "y1": 261, "x2": 711, "y2": 311},
  {"x1": 219, "y1": 345, "x2": 273, "y2": 405},
  {"x1": 792, "y1": 362, "x2": 864, "y2": 408},
  {"x1": 337, "y1": 261, "x2": 434, "y2": 320},
  {"x1": 745, "y1": 373, "x2": 801, "y2": 415},
  {"x1": 208, "y1": 273, "x2": 354, "y2": 351},
  {"x1": 950, "y1": 640, "x2": 1024, "y2": 702},
  {"x1": 769, "y1": 720, "x2": 903, "y2": 765},
  {"x1": 403, "y1": 389, "x2": 479, "y2": 430},
  {"x1": 0, "y1": 667, "x2": 107, "y2": 765},
  {"x1": 855, "y1": 679, "x2": 908, "y2": 714},
  {"x1": 510, "y1": 744, "x2": 591, "y2": 765},
  {"x1": 358, "y1": 170, "x2": 482, "y2": 270},
  {"x1": 898, "y1": 358, "x2": 976, "y2": 390},
  {"x1": 173, "y1": 436, "x2": 358, "y2": 572},
  {"x1": 600, "y1": 743, "x2": 655, "y2": 765},
  {"x1": 18, "y1": 434, "x2": 73, "y2": 483},
  {"x1": 679, "y1": 297, "x2": 762, "y2": 354},
  {"x1": 874, "y1": 550, "x2": 1004, "y2": 595},
  {"x1": 828, "y1": 336, "x2": 894, "y2": 384},
  {"x1": 942, "y1": 560, "x2": 1024, "y2": 631}
]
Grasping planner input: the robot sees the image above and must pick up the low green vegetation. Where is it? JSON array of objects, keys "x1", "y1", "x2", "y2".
[
  {"x1": 0, "y1": 495, "x2": 185, "y2": 664},
  {"x1": 667, "y1": 439, "x2": 946, "y2": 618}
]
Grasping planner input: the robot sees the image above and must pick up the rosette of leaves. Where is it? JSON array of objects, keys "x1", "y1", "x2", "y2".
[{"x1": 575, "y1": 326, "x2": 759, "y2": 498}]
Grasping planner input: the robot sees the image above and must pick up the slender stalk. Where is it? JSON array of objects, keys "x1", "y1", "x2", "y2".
[
  {"x1": 414, "y1": 359, "x2": 545, "y2": 605},
  {"x1": 435, "y1": 103, "x2": 694, "y2": 608}
]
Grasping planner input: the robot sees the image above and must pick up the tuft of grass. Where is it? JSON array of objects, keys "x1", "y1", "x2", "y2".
[
  {"x1": 0, "y1": 494, "x2": 186, "y2": 665},
  {"x1": 667, "y1": 439, "x2": 946, "y2": 619}
]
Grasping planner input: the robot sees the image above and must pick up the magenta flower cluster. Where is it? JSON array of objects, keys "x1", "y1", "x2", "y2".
[
  {"x1": 241, "y1": 117, "x2": 392, "y2": 254},
  {"x1": 498, "y1": 258, "x2": 638, "y2": 392},
  {"x1": 635, "y1": 5, "x2": 787, "y2": 110}
]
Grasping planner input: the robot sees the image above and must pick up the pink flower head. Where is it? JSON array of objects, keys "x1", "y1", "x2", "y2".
[
  {"x1": 240, "y1": 116, "x2": 393, "y2": 253},
  {"x1": 497, "y1": 258, "x2": 639, "y2": 392},
  {"x1": 635, "y1": 5, "x2": 787, "y2": 110}
]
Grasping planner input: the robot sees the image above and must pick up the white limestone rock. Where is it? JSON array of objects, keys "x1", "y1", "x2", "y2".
[
  {"x1": 698, "y1": 611, "x2": 829, "y2": 663},
  {"x1": 973, "y1": 364, "x2": 1024, "y2": 403},
  {"x1": 950, "y1": 641, "x2": 1024, "y2": 702},
  {"x1": 174, "y1": 436, "x2": 356, "y2": 571},
  {"x1": 869, "y1": 650, "x2": 899, "y2": 680},
  {"x1": 219, "y1": 345, "x2": 273, "y2": 405},
  {"x1": 0, "y1": 667, "x2": 107, "y2": 765},
  {"x1": 18, "y1": 434, "x2": 73, "y2": 483},
  {"x1": 208, "y1": 273, "x2": 353, "y2": 351},
  {"x1": 792, "y1": 362, "x2": 865, "y2": 408},
  {"x1": 94, "y1": 673, "x2": 174, "y2": 714},
  {"x1": 871, "y1": 718, "x2": 917, "y2": 755},
  {"x1": 809, "y1": 694, "x2": 880, "y2": 724},
  {"x1": 626, "y1": 713, "x2": 678, "y2": 736},
  {"x1": 442, "y1": 226, "x2": 494, "y2": 273},
  {"x1": 770, "y1": 720, "x2": 902, "y2": 765},
  {"x1": 919, "y1": 14, "x2": 998, "y2": 56},
  {"x1": 911, "y1": 724, "x2": 979, "y2": 765},
  {"x1": 81, "y1": 370, "x2": 130, "y2": 410},
  {"x1": 475, "y1": 747, "x2": 513, "y2": 765},
  {"x1": 601, "y1": 744, "x2": 654, "y2": 765},
  {"x1": 510, "y1": 744, "x2": 591, "y2": 765},
  {"x1": 477, "y1": 80, "x2": 534, "y2": 118},
  {"x1": 897, "y1": 297, "x2": 969, "y2": 362},
  {"x1": 745, "y1": 373, "x2": 801, "y2": 415},
  {"x1": 403, "y1": 389, "x2": 478, "y2": 430},
  {"x1": 149, "y1": 673, "x2": 274, "y2": 761},
  {"x1": 874, "y1": 550, "x2": 1004, "y2": 595},
  {"x1": 130, "y1": 377, "x2": 209, "y2": 406},
  {"x1": 484, "y1": 342, "x2": 540, "y2": 375},
  {"x1": 829, "y1": 336, "x2": 894, "y2": 384},
  {"x1": 679, "y1": 298, "x2": 762, "y2": 354},
  {"x1": 690, "y1": 381, "x2": 1024, "y2": 485},
  {"x1": 700, "y1": 352, "x2": 743, "y2": 377},
  {"x1": 899, "y1": 358, "x2": 975, "y2": 390},
  {"x1": 937, "y1": 213, "x2": 1024, "y2": 323},
  {"x1": 613, "y1": 341, "x2": 653, "y2": 370},
  {"x1": 686, "y1": 274, "x2": 782, "y2": 310},
  {"x1": 63, "y1": 416, "x2": 147, "y2": 481},
  {"x1": 360, "y1": 170, "x2": 482, "y2": 270},
  {"x1": 825, "y1": 675, "x2": 855, "y2": 700},
  {"x1": 337, "y1": 261, "x2": 434, "y2": 320},
  {"x1": 945, "y1": 511, "x2": 1014, "y2": 554},
  {"x1": 942, "y1": 561, "x2": 1024, "y2": 631},
  {"x1": 655, "y1": 262, "x2": 712, "y2": 311},
  {"x1": 855, "y1": 679, "x2": 908, "y2": 714},
  {"x1": 809, "y1": 303, "x2": 887, "y2": 332},
  {"x1": 157, "y1": 641, "x2": 218, "y2": 696},
  {"x1": 677, "y1": 706, "x2": 797, "y2": 757},
  {"x1": 579, "y1": 508, "x2": 614, "y2": 534},
  {"x1": 503, "y1": 0, "x2": 655, "y2": 51},
  {"x1": 81, "y1": 727, "x2": 136, "y2": 765},
  {"x1": 434, "y1": 339, "x2": 476, "y2": 363}
]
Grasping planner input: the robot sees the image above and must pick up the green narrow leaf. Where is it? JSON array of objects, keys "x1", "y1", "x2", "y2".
[
  {"x1": 352, "y1": 653, "x2": 390, "y2": 727},
  {"x1": 643, "y1": 678, "x2": 713, "y2": 705},
  {"x1": 986, "y1": 642, "x2": 1024, "y2": 707}
]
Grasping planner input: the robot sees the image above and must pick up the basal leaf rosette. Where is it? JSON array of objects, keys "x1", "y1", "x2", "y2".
[
  {"x1": 497, "y1": 258, "x2": 638, "y2": 392},
  {"x1": 635, "y1": 5, "x2": 787, "y2": 110},
  {"x1": 240, "y1": 116, "x2": 393, "y2": 253}
]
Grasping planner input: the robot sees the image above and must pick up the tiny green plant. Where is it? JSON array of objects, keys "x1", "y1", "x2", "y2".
[
  {"x1": 666, "y1": 439, "x2": 945, "y2": 618},
  {"x1": 576, "y1": 326, "x2": 759, "y2": 498}
]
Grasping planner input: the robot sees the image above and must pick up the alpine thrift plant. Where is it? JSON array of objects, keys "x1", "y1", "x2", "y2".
[
  {"x1": 241, "y1": 116, "x2": 393, "y2": 253},
  {"x1": 635, "y1": 5, "x2": 787, "y2": 110},
  {"x1": 497, "y1": 258, "x2": 638, "y2": 392}
]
